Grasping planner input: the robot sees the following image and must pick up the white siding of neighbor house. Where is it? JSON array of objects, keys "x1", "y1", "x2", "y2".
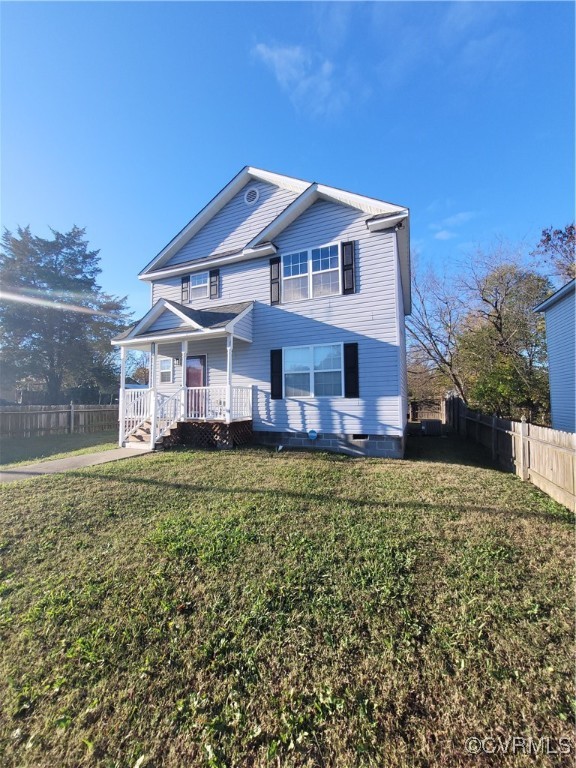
[
  {"x1": 544, "y1": 289, "x2": 575, "y2": 432},
  {"x1": 160, "y1": 181, "x2": 300, "y2": 270},
  {"x1": 152, "y1": 198, "x2": 407, "y2": 436}
]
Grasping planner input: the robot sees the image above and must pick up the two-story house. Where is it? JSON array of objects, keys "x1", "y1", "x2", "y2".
[{"x1": 112, "y1": 167, "x2": 411, "y2": 457}]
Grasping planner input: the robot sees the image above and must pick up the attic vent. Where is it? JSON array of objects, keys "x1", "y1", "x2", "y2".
[{"x1": 244, "y1": 187, "x2": 259, "y2": 206}]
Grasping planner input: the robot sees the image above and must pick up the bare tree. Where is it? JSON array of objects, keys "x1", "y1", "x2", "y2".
[{"x1": 406, "y1": 267, "x2": 468, "y2": 402}]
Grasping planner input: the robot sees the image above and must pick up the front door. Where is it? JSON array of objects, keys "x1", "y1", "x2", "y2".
[
  {"x1": 186, "y1": 355, "x2": 206, "y2": 387},
  {"x1": 186, "y1": 355, "x2": 207, "y2": 418}
]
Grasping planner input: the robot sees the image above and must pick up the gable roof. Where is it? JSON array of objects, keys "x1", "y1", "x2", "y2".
[
  {"x1": 112, "y1": 299, "x2": 253, "y2": 344},
  {"x1": 139, "y1": 166, "x2": 411, "y2": 312}
]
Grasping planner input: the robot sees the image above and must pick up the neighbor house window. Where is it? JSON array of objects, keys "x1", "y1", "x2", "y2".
[
  {"x1": 281, "y1": 244, "x2": 340, "y2": 302},
  {"x1": 190, "y1": 272, "x2": 209, "y2": 300},
  {"x1": 283, "y1": 343, "x2": 343, "y2": 397},
  {"x1": 159, "y1": 358, "x2": 173, "y2": 384}
]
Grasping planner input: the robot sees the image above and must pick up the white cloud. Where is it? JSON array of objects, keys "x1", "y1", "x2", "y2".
[
  {"x1": 253, "y1": 42, "x2": 350, "y2": 118},
  {"x1": 434, "y1": 230, "x2": 457, "y2": 241}
]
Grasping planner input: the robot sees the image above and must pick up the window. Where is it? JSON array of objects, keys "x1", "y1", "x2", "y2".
[
  {"x1": 283, "y1": 344, "x2": 343, "y2": 397},
  {"x1": 189, "y1": 272, "x2": 209, "y2": 300},
  {"x1": 159, "y1": 358, "x2": 173, "y2": 384},
  {"x1": 281, "y1": 244, "x2": 340, "y2": 302}
]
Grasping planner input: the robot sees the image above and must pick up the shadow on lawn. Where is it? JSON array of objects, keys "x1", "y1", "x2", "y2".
[
  {"x1": 83, "y1": 469, "x2": 573, "y2": 525},
  {"x1": 405, "y1": 433, "x2": 496, "y2": 469}
]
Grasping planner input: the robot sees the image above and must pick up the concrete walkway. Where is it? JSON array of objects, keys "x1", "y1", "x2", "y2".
[{"x1": 0, "y1": 447, "x2": 151, "y2": 484}]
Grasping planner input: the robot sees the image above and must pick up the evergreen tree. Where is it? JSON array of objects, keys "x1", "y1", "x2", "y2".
[{"x1": 0, "y1": 226, "x2": 131, "y2": 402}]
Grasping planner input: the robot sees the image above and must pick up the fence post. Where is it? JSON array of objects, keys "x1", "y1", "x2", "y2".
[
  {"x1": 491, "y1": 414, "x2": 498, "y2": 462},
  {"x1": 518, "y1": 416, "x2": 529, "y2": 480},
  {"x1": 69, "y1": 401, "x2": 75, "y2": 434}
]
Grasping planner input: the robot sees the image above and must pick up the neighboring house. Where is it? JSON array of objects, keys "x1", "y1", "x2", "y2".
[
  {"x1": 112, "y1": 167, "x2": 411, "y2": 456},
  {"x1": 535, "y1": 279, "x2": 575, "y2": 433}
]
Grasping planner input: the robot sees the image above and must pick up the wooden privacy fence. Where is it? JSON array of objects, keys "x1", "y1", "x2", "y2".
[
  {"x1": 409, "y1": 398, "x2": 446, "y2": 423},
  {"x1": 446, "y1": 397, "x2": 575, "y2": 512},
  {"x1": 0, "y1": 404, "x2": 119, "y2": 439}
]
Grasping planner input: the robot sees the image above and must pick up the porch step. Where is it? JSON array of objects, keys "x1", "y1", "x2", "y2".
[{"x1": 124, "y1": 419, "x2": 180, "y2": 450}]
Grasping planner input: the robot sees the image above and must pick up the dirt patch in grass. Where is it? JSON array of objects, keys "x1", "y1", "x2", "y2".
[
  {"x1": 0, "y1": 431, "x2": 117, "y2": 468},
  {"x1": 0, "y1": 438, "x2": 573, "y2": 767}
]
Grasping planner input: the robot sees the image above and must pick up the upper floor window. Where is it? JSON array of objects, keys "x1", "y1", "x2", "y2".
[
  {"x1": 181, "y1": 269, "x2": 219, "y2": 303},
  {"x1": 282, "y1": 244, "x2": 340, "y2": 303},
  {"x1": 181, "y1": 272, "x2": 209, "y2": 303},
  {"x1": 190, "y1": 272, "x2": 209, "y2": 300}
]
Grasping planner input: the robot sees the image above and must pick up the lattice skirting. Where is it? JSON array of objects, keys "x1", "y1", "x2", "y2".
[{"x1": 169, "y1": 420, "x2": 253, "y2": 450}]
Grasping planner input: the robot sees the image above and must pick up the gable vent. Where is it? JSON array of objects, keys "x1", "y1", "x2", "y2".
[{"x1": 244, "y1": 187, "x2": 259, "y2": 205}]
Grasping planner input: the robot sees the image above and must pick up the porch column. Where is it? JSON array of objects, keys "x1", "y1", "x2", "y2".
[
  {"x1": 149, "y1": 342, "x2": 157, "y2": 449},
  {"x1": 180, "y1": 339, "x2": 188, "y2": 419},
  {"x1": 225, "y1": 334, "x2": 234, "y2": 424},
  {"x1": 118, "y1": 345, "x2": 126, "y2": 447}
]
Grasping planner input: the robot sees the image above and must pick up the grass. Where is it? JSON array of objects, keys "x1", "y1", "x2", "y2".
[
  {"x1": 0, "y1": 431, "x2": 117, "y2": 468},
  {"x1": 0, "y1": 437, "x2": 573, "y2": 767}
]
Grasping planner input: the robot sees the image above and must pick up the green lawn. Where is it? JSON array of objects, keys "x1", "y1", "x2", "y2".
[
  {"x1": 0, "y1": 438, "x2": 573, "y2": 767},
  {"x1": 0, "y1": 430, "x2": 118, "y2": 468}
]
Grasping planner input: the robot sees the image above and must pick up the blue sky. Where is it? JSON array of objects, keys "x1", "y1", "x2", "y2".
[{"x1": 2, "y1": 1, "x2": 574, "y2": 319}]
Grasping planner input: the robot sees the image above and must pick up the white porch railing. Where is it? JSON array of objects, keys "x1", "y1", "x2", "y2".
[
  {"x1": 185, "y1": 386, "x2": 252, "y2": 421},
  {"x1": 120, "y1": 385, "x2": 253, "y2": 447},
  {"x1": 231, "y1": 386, "x2": 252, "y2": 420},
  {"x1": 123, "y1": 388, "x2": 152, "y2": 437},
  {"x1": 154, "y1": 390, "x2": 182, "y2": 443}
]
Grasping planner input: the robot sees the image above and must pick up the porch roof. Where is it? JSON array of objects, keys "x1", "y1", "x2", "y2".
[{"x1": 112, "y1": 300, "x2": 253, "y2": 346}]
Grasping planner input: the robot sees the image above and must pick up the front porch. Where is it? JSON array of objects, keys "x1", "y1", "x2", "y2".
[
  {"x1": 120, "y1": 385, "x2": 253, "y2": 449},
  {"x1": 112, "y1": 300, "x2": 256, "y2": 449}
]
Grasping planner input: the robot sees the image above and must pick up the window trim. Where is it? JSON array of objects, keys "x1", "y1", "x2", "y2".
[
  {"x1": 282, "y1": 342, "x2": 344, "y2": 399},
  {"x1": 281, "y1": 242, "x2": 342, "y2": 304},
  {"x1": 159, "y1": 357, "x2": 174, "y2": 384},
  {"x1": 189, "y1": 270, "x2": 209, "y2": 300}
]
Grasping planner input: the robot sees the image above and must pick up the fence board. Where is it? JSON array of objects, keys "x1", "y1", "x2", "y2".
[
  {"x1": 445, "y1": 397, "x2": 575, "y2": 512},
  {"x1": 0, "y1": 405, "x2": 118, "y2": 438}
]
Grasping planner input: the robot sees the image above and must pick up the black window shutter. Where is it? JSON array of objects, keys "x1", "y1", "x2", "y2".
[
  {"x1": 341, "y1": 241, "x2": 356, "y2": 295},
  {"x1": 270, "y1": 349, "x2": 283, "y2": 399},
  {"x1": 209, "y1": 269, "x2": 220, "y2": 299},
  {"x1": 343, "y1": 343, "x2": 359, "y2": 398},
  {"x1": 270, "y1": 257, "x2": 281, "y2": 305},
  {"x1": 181, "y1": 275, "x2": 190, "y2": 303}
]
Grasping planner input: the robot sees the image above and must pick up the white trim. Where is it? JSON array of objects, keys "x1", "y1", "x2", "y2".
[
  {"x1": 365, "y1": 212, "x2": 409, "y2": 232},
  {"x1": 188, "y1": 271, "x2": 209, "y2": 301},
  {"x1": 113, "y1": 328, "x2": 231, "y2": 347},
  {"x1": 140, "y1": 249, "x2": 248, "y2": 282},
  {"x1": 282, "y1": 342, "x2": 344, "y2": 399},
  {"x1": 159, "y1": 357, "x2": 174, "y2": 384},
  {"x1": 534, "y1": 279, "x2": 575, "y2": 313},
  {"x1": 122, "y1": 298, "x2": 203, "y2": 341}
]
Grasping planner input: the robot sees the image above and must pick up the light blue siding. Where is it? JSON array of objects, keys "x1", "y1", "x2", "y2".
[
  {"x1": 232, "y1": 308, "x2": 253, "y2": 342},
  {"x1": 545, "y1": 290, "x2": 575, "y2": 432},
  {"x1": 147, "y1": 310, "x2": 189, "y2": 333},
  {"x1": 163, "y1": 181, "x2": 300, "y2": 269},
  {"x1": 153, "y1": 198, "x2": 408, "y2": 438}
]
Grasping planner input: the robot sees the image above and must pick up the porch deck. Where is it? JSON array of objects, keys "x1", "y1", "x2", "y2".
[{"x1": 120, "y1": 386, "x2": 253, "y2": 448}]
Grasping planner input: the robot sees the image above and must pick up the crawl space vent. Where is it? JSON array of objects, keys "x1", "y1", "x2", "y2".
[{"x1": 244, "y1": 187, "x2": 259, "y2": 205}]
